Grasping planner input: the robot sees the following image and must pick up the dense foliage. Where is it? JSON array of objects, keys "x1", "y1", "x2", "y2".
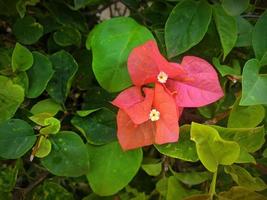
[{"x1": 0, "y1": 0, "x2": 267, "y2": 199}]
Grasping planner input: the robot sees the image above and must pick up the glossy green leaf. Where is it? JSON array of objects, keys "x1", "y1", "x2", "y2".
[
  {"x1": 141, "y1": 159, "x2": 162, "y2": 176},
  {"x1": 31, "y1": 181, "x2": 74, "y2": 200},
  {"x1": 27, "y1": 52, "x2": 54, "y2": 98},
  {"x1": 11, "y1": 43, "x2": 33, "y2": 72},
  {"x1": 213, "y1": 5, "x2": 237, "y2": 59},
  {"x1": 225, "y1": 165, "x2": 267, "y2": 191},
  {"x1": 222, "y1": 0, "x2": 249, "y2": 16},
  {"x1": 87, "y1": 17, "x2": 154, "y2": 92},
  {"x1": 252, "y1": 10, "x2": 267, "y2": 60},
  {"x1": 29, "y1": 113, "x2": 53, "y2": 126},
  {"x1": 0, "y1": 76, "x2": 24, "y2": 123},
  {"x1": 191, "y1": 123, "x2": 240, "y2": 172},
  {"x1": 71, "y1": 109, "x2": 116, "y2": 145},
  {"x1": 76, "y1": 109, "x2": 100, "y2": 117},
  {"x1": 41, "y1": 131, "x2": 89, "y2": 177},
  {"x1": 155, "y1": 125, "x2": 198, "y2": 162},
  {"x1": 46, "y1": 50, "x2": 78, "y2": 104},
  {"x1": 30, "y1": 99, "x2": 61, "y2": 116},
  {"x1": 218, "y1": 186, "x2": 267, "y2": 200},
  {"x1": 165, "y1": 0, "x2": 212, "y2": 58},
  {"x1": 212, "y1": 125, "x2": 265, "y2": 153},
  {"x1": 228, "y1": 97, "x2": 265, "y2": 128},
  {"x1": 0, "y1": 119, "x2": 36, "y2": 159},
  {"x1": 53, "y1": 26, "x2": 81, "y2": 46},
  {"x1": 173, "y1": 171, "x2": 212, "y2": 186},
  {"x1": 240, "y1": 59, "x2": 267, "y2": 105},
  {"x1": 35, "y1": 136, "x2": 52, "y2": 158},
  {"x1": 86, "y1": 141, "x2": 142, "y2": 196},
  {"x1": 235, "y1": 16, "x2": 253, "y2": 47},
  {"x1": 13, "y1": 16, "x2": 43, "y2": 45}
]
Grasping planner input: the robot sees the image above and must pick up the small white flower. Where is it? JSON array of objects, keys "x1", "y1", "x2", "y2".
[
  {"x1": 149, "y1": 109, "x2": 160, "y2": 121},
  {"x1": 157, "y1": 71, "x2": 168, "y2": 83}
]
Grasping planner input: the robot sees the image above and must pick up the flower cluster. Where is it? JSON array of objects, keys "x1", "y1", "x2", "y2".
[{"x1": 112, "y1": 40, "x2": 224, "y2": 150}]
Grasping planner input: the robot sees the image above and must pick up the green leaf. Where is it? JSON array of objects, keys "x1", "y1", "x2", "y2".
[
  {"x1": 252, "y1": 10, "x2": 267, "y2": 60},
  {"x1": 260, "y1": 51, "x2": 267, "y2": 66},
  {"x1": 213, "y1": 5, "x2": 237, "y2": 59},
  {"x1": 46, "y1": 50, "x2": 78, "y2": 104},
  {"x1": 74, "y1": 0, "x2": 103, "y2": 9},
  {"x1": 16, "y1": 0, "x2": 40, "y2": 18},
  {"x1": 27, "y1": 52, "x2": 54, "y2": 98},
  {"x1": 173, "y1": 171, "x2": 212, "y2": 186},
  {"x1": 71, "y1": 109, "x2": 117, "y2": 145},
  {"x1": 76, "y1": 109, "x2": 100, "y2": 117},
  {"x1": 13, "y1": 16, "x2": 43, "y2": 45},
  {"x1": 237, "y1": 148, "x2": 256, "y2": 164},
  {"x1": 53, "y1": 26, "x2": 81, "y2": 47},
  {"x1": 0, "y1": 76, "x2": 24, "y2": 123},
  {"x1": 35, "y1": 136, "x2": 52, "y2": 158},
  {"x1": 41, "y1": 131, "x2": 89, "y2": 177},
  {"x1": 165, "y1": 0, "x2": 212, "y2": 58},
  {"x1": 141, "y1": 158, "x2": 162, "y2": 176},
  {"x1": 212, "y1": 57, "x2": 240, "y2": 76},
  {"x1": 224, "y1": 165, "x2": 267, "y2": 191},
  {"x1": 0, "y1": 160, "x2": 20, "y2": 192},
  {"x1": 11, "y1": 43, "x2": 33, "y2": 72},
  {"x1": 30, "y1": 99, "x2": 61, "y2": 116},
  {"x1": 222, "y1": 0, "x2": 249, "y2": 16},
  {"x1": 86, "y1": 141, "x2": 142, "y2": 196},
  {"x1": 0, "y1": 119, "x2": 36, "y2": 159},
  {"x1": 218, "y1": 186, "x2": 267, "y2": 200},
  {"x1": 31, "y1": 181, "x2": 74, "y2": 200},
  {"x1": 12, "y1": 71, "x2": 29, "y2": 93},
  {"x1": 212, "y1": 125, "x2": 265, "y2": 153},
  {"x1": 228, "y1": 97, "x2": 265, "y2": 128},
  {"x1": 155, "y1": 125, "x2": 198, "y2": 162},
  {"x1": 39, "y1": 117, "x2": 61, "y2": 135},
  {"x1": 235, "y1": 16, "x2": 253, "y2": 47},
  {"x1": 183, "y1": 194, "x2": 212, "y2": 200},
  {"x1": 87, "y1": 17, "x2": 154, "y2": 92},
  {"x1": 240, "y1": 59, "x2": 267, "y2": 105},
  {"x1": 191, "y1": 123, "x2": 240, "y2": 172},
  {"x1": 29, "y1": 113, "x2": 53, "y2": 126}
]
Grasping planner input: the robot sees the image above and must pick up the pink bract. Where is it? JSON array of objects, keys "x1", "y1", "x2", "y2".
[
  {"x1": 128, "y1": 40, "x2": 224, "y2": 107},
  {"x1": 112, "y1": 84, "x2": 179, "y2": 150}
]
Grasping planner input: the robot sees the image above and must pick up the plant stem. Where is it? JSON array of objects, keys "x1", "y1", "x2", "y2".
[{"x1": 209, "y1": 170, "x2": 218, "y2": 199}]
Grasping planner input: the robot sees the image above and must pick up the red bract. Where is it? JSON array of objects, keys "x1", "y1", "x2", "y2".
[
  {"x1": 112, "y1": 83, "x2": 179, "y2": 150},
  {"x1": 128, "y1": 40, "x2": 224, "y2": 107}
]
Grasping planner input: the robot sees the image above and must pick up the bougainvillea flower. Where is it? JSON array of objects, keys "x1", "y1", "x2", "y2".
[
  {"x1": 128, "y1": 40, "x2": 224, "y2": 107},
  {"x1": 112, "y1": 83, "x2": 179, "y2": 150}
]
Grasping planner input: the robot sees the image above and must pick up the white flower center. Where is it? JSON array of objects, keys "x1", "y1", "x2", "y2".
[
  {"x1": 157, "y1": 71, "x2": 168, "y2": 83},
  {"x1": 149, "y1": 109, "x2": 160, "y2": 121}
]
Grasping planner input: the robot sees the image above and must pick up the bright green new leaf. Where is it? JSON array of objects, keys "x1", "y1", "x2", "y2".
[
  {"x1": 225, "y1": 165, "x2": 267, "y2": 191},
  {"x1": 218, "y1": 186, "x2": 267, "y2": 200},
  {"x1": 29, "y1": 113, "x2": 53, "y2": 126},
  {"x1": 86, "y1": 141, "x2": 142, "y2": 196},
  {"x1": 13, "y1": 15, "x2": 43, "y2": 45},
  {"x1": 46, "y1": 50, "x2": 78, "y2": 104},
  {"x1": 27, "y1": 52, "x2": 54, "y2": 98},
  {"x1": 212, "y1": 57, "x2": 240, "y2": 76},
  {"x1": 165, "y1": 0, "x2": 212, "y2": 58},
  {"x1": 141, "y1": 158, "x2": 162, "y2": 176},
  {"x1": 76, "y1": 109, "x2": 100, "y2": 117},
  {"x1": 11, "y1": 43, "x2": 33, "y2": 72},
  {"x1": 0, "y1": 75, "x2": 24, "y2": 123},
  {"x1": 252, "y1": 10, "x2": 267, "y2": 61},
  {"x1": 191, "y1": 123, "x2": 240, "y2": 172},
  {"x1": 87, "y1": 17, "x2": 154, "y2": 92},
  {"x1": 228, "y1": 97, "x2": 265, "y2": 128},
  {"x1": 0, "y1": 119, "x2": 36, "y2": 159},
  {"x1": 237, "y1": 148, "x2": 256, "y2": 164},
  {"x1": 71, "y1": 109, "x2": 117, "y2": 145},
  {"x1": 41, "y1": 131, "x2": 89, "y2": 177},
  {"x1": 30, "y1": 99, "x2": 61, "y2": 116},
  {"x1": 35, "y1": 136, "x2": 52, "y2": 158},
  {"x1": 222, "y1": 0, "x2": 249, "y2": 16},
  {"x1": 53, "y1": 26, "x2": 81, "y2": 46},
  {"x1": 40, "y1": 117, "x2": 61, "y2": 135},
  {"x1": 155, "y1": 125, "x2": 198, "y2": 162},
  {"x1": 240, "y1": 59, "x2": 267, "y2": 105},
  {"x1": 213, "y1": 5, "x2": 237, "y2": 59}
]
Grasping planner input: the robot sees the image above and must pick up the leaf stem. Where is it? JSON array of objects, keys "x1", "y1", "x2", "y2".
[{"x1": 209, "y1": 170, "x2": 217, "y2": 198}]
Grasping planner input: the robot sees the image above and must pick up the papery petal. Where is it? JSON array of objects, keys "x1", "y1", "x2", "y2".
[
  {"x1": 167, "y1": 56, "x2": 224, "y2": 107},
  {"x1": 128, "y1": 40, "x2": 178, "y2": 86},
  {"x1": 153, "y1": 84, "x2": 179, "y2": 144},
  {"x1": 112, "y1": 86, "x2": 154, "y2": 124},
  {"x1": 117, "y1": 109, "x2": 155, "y2": 150}
]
